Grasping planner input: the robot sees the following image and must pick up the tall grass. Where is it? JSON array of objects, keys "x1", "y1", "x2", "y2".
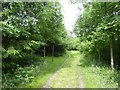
[{"x1": 79, "y1": 53, "x2": 120, "y2": 88}]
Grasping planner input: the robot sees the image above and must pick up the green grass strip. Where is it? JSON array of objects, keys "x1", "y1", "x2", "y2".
[{"x1": 26, "y1": 54, "x2": 68, "y2": 88}]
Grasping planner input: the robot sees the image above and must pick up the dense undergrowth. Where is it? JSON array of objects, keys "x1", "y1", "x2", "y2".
[
  {"x1": 2, "y1": 54, "x2": 67, "y2": 88},
  {"x1": 2, "y1": 55, "x2": 44, "y2": 88},
  {"x1": 79, "y1": 53, "x2": 120, "y2": 88}
]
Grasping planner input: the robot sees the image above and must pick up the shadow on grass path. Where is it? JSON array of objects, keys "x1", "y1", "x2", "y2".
[{"x1": 43, "y1": 51, "x2": 84, "y2": 88}]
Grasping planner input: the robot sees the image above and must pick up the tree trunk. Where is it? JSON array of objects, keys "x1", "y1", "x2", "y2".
[
  {"x1": 110, "y1": 36, "x2": 114, "y2": 71},
  {"x1": 98, "y1": 51, "x2": 100, "y2": 62},
  {"x1": 52, "y1": 44, "x2": 54, "y2": 62},
  {"x1": 44, "y1": 45, "x2": 46, "y2": 57}
]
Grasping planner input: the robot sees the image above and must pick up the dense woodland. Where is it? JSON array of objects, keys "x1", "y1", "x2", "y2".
[
  {"x1": 1, "y1": 1, "x2": 120, "y2": 88},
  {"x1": 74, "y1": 2, "x2": 120, "y2": 70},
  {"x1": 2, "y1": 2, "x2": 67, "y2": 71},
  {"x1": 1, "y1": 2, "x2": 68, "y2": 87}
]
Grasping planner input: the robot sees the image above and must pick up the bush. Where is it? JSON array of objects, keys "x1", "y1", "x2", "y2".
[{"x1": 2, "y1": 55, "x2": 45, "y2": 88}]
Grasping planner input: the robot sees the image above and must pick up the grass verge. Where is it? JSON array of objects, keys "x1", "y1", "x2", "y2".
[
  {"x1": 26, "y1": 54, "x2": 68, "y2": 88},
  {"x1": 79, "y1": 53, "x2": 120, "y2": 88}
]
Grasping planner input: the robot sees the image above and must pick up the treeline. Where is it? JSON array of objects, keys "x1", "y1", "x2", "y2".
[
  {"x1": 1, "y1": 2, "x2": 67, "y2": 72},
  {"x1": 74, "y1": 2, "x2": 120, "y2": 70}
]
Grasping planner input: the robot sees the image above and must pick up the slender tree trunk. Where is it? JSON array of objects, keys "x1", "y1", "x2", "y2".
[
  {"x1": 44, "y1": 45, "x2": 46, "y2": 57},
  {"x1": 52, "y1": 44, "x2": 54, "y2": 62},
  {"x1": 104, "y1": 2, "x2": 114, "y2": 71},
  {"x1": 98, "y1": 51, "x2": 100, "y2": 62},
  {"x1": 110, "y1": 36, "x2": 114, "y2": 71}
]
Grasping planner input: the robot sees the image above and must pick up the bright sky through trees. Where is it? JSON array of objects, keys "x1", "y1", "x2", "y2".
[{"x1": 59, "y1": 0, "x2": 83, "y2": 36}]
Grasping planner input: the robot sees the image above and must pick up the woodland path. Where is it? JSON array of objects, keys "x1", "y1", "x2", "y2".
[{"x1": 43, "y1": 51, "x2": 84, "y2": 88}]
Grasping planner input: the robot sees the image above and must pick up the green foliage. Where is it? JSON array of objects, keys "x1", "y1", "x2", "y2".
[
  {"x1": 66, "y1": 37, "x2": 79, "y2": 50},
  {"x1": 2, "y1": 54, "x2": 67, "y2": 88},
  {"x1": 74, "y1": 2, "x2": 120, "y2": 69},
  {"x1": 79, "y1": 40, "x2": 93, "y2": 54},
  {"x1": 2, "y1": 2, "x2": 67, "y2": 87},
  {"x1": 79, "y1": 53, "x2": 119, "y2": 88},
  {"x1": 2, "y1": 2, "x2": 66, "y2": 66},
  {"x1": 2, "y1": 56, "x2": 44, "y2": 88}
]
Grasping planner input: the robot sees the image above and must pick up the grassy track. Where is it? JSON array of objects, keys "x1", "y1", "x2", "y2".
[
  {"x1": 26, "y1": 54, "x2": 68, "y2": 88},
  {"x1": 46, "y1": 51, "x2": 84, "y2": 88},
  {"x1": 43, "y1": 51, "x2": 119, "y2": 88},
  {"x1": 26, "y1": 51, "x2": 119, "y2": 88}
]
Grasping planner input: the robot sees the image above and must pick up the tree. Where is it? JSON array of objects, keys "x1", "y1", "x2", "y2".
[
  {"x1": 1, "y1": 2, "x2": 67, "y2": 72},
  {"x1": 74, "y1": 2, "x2": 120, "y2": 70}
]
